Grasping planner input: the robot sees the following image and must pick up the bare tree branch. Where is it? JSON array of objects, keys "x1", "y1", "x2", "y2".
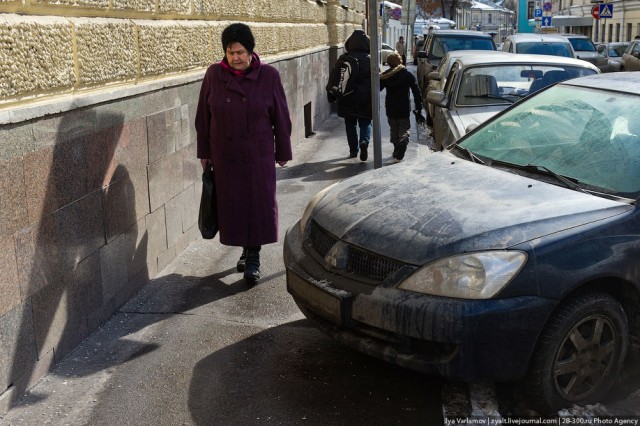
[{"x1": 415, "y1": 0, "x2": 459, "y2": 20}]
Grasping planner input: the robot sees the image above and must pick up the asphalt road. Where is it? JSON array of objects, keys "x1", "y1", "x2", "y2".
[{"x1": 2, "y1": 72, "x2": 639, "y2": 426}]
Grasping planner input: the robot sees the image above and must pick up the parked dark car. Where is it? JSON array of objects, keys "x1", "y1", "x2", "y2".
[
  {"x1": 562, "y1": 34, "x2": 608, "y2": 71},
  {"x1": 597, "y1": 42, "x2": 630, "y2": 72},
  {"x1": 284, "y1": 72, "x2": 640, "y2": 414},
  {"x1": 416, "y1": 30, "x2": 496, "y2": 95}
]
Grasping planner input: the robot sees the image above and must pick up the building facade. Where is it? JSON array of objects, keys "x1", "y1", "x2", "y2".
[{"x1": 517, "y1": 0, "x2": 640, "y2": 40}]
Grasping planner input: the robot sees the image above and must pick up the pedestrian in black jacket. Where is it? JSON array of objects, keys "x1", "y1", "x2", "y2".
[
  {"x1": 327, "y1": 29, "x2": 373, "y2": 161},
  {"x1": 380, "y1": 53, "x2": 425, "y2": 161}
]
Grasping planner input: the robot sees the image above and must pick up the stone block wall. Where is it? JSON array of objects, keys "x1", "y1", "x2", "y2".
[{"x1": 0, "y1": 0, "x2": 367, "y2": 413}]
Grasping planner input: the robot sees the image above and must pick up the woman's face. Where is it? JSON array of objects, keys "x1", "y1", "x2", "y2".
[{"x1": 226, "y1": 42, "x2": 252, "y2": 71}]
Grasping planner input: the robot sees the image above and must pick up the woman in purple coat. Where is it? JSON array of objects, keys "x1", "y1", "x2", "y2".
[{"x1": 195, "y1": 23, "x2": 292, "y2": 283}]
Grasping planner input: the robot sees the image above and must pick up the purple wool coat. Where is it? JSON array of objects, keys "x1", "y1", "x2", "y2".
[{"x1": 195, "y1": 58, "x2": 292, "y2": 247}]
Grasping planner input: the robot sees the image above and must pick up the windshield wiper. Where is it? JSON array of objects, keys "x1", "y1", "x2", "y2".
[
  {"x1": 491, "y1": 160, "x2": 588, "y2": 193},
  {"x1": 464, "y1": 94, "x2": 516, "y2": 103},
  {"x1": 451, "y1": 143, "x2": 484, "y2": 164},
  {"x1": 522, "y1": 164, "x2": 588, "y2": 193}
]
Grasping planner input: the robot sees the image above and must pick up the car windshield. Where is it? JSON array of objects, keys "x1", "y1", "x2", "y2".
[
  {"x1": 569, "y1": 38, "x2": 596, "y2": 52},
  {"x1": 455, "y1": 65, "x2": 597, "y2": 106},
  {"x1": 458, "y1": 85, "x2": 640, "y2": 199},
  {"x1": 609, "y1": 44, "x2": 628, "y2": 57},
  {"x1": 431, "y1": 37, "x2": 494, "y2": 59},
  {"x1": 516, "y1": 42, "x2": 573, "y2": 57}
]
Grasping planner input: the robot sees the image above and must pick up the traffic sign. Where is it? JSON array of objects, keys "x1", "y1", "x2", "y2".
[
  {"x1": 534, "y1": 8, "x2": 542, "y2": 17},
  {"x1": 391, "y1": 7, "x2": 402, "y2": 19},
  {"x1": 543, "y1": 2, "x2": 552, "y2": 12},
  {"x1": 591, "y1": 5, "x2": 599, "y2": 19},
  {"x1": 541, "y1": 16, "x2": 552, "y2": 26},
  {"x1": 599, "y1": 3, "x2": 613, "y2": 18}
]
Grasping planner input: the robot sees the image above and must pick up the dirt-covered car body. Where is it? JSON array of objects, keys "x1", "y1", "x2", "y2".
[{"x1": 284, "y1": 73, "x2": 640, "y2": 413}]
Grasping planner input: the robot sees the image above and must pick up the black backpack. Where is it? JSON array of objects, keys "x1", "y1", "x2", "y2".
[{"x1": 326, "y1": 54, "x2": 359, "y2": 103}]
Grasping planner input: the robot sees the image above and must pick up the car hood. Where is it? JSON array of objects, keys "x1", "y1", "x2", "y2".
[
  {"x1": 311, "y1": 152, "x2": 631, "y2": 265},
  {"x1": 575, "y1": 51, "x2": 608, "y2": 66},
  {"x1": 453, "y1": 106, "x2": 506, "y2": 137}
]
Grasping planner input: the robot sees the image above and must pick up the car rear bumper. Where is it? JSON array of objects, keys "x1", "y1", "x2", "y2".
[{"x1": 284, "y1": 222, "x2": 557, "y2": 382}]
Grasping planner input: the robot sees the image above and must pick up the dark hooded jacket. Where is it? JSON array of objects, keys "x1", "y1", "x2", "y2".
[
  {"x1": 380, "y1": 64, "x2": 422, "y2": 119},
  {"x1": 334, "y1": 30, "x2": 372, "y2": 120}
]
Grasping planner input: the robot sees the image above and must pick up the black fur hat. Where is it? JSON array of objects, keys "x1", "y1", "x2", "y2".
[{"x1": 221, "y1": 23, "x2": 255, "y2": 53}]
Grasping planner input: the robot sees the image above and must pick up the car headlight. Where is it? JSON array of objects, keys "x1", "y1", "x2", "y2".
[
  {"x1": 300, "y1": 182, "x2": 340, "y2": 234},
  {"x1": 398, "y1": 251, "x2": 527, "y2": 299}
]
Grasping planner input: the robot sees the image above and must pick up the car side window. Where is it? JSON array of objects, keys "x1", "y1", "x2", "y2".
[
  {"x1": 423, "y1": 35, "x2": 433, "y2": 53},
  {"x1": 432, "y1": 37, "x2": 446, "y2": 58},
  {"x1": 625, "y1": 42, "x2": 636, "y2": 54},
  {"x1": 444, "y1": 63, "x2": 460, "y2": 96},
  {"x1": 633, "y1": 42, "x2": 640, "y2": 55}
]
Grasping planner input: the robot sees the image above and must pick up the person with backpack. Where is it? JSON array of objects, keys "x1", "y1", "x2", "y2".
[
  {"x1": 326, "y1": 29, "x2": 372, "y2": 161},
  {"x1": 379, "y1": 52, "x2": 426, "y2": 161}
]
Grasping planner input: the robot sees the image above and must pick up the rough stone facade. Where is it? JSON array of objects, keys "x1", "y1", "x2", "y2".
[{"x1": 0, "y1": 0, "x2": 366, "y2": 413}]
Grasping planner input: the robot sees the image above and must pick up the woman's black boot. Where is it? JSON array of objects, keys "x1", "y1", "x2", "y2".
[
  {"x1": 237, "y1": 248, "x2": 247, "y2": 272},
  {"x1": 243, "y1": 247, "x2": 261, "y2": 283}
]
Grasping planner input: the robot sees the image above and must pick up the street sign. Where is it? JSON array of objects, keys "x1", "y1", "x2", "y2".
[
  {"x1": 591, "y1": 5, "x2": 599, "y2": 19},
  {"x1": 534, "y1": 8, "x2": 542, "y2": 17},
  {"x1": 391, "y1": 7, "x2": 402, "y2": 19},
  {"x1": 599, "y1": 3, "x2": 613, "y2": 18},
  {"x1": 543, "y1": 2, "x2": 552, "y2": 12},
  {"x1": 541, "y1": 16, "x2": 552, "y2": 26}
]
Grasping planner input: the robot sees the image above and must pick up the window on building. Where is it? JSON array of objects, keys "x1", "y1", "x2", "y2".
[
  {"x1": 601, "y1": 23, "x2": 606, "y2": 43},
  {"x1": 615, "y1": 23, "x2": 620, "y2": 42},
  {"x1": 627, "y1": 23, "x2": 632, "y2": 42},
  {"x1": 527, "y1": 1, "x2": 534, "y2": 19},
  {"x1": 488, "y1": 13, "x2": 492, "y2": 24}
]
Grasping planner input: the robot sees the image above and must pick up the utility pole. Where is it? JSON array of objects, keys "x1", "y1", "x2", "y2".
[{"x1": 368, "y1": 0, "x2": 382, "y2": 169}]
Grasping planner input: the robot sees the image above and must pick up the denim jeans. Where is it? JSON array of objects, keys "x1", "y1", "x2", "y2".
[{"x1": 344, "y1": 117, "x2": 372, "y2": 154}]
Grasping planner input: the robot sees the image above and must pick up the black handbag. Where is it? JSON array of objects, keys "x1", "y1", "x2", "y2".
[{"x1": 198, "y1": 166, "x2": 218, "y2": 239}]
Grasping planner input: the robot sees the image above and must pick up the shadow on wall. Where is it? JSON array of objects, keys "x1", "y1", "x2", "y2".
[{"x1": 4, "y1": 108, "x2": 150, "y2": 408}]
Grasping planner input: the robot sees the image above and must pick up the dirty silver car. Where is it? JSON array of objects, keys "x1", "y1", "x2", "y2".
[
  {"x1": 284, "y1": 72, "x2": 640, "y2": 414},
  {"x1": 426, "y1": 51, "x2": 599, "y2": 150}
]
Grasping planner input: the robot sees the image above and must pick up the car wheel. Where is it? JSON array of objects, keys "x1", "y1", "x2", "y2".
[{"x1": 524, "y1": 292, "x2": 628, "y2": 414}]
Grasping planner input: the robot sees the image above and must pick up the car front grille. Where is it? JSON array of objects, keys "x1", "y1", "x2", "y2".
[{"x1": 307, "y1": 220, "x2": 405, "y2": 282}]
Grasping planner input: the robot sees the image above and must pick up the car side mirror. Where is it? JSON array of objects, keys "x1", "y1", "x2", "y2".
[
  {"x1": 417, "y1": 51, "x2": 428, "y2": 58},
  {"x1": 465, "y1": 123, "x2": 479, "y2": 133},
  {"x1": 597, "y1": 45, "x2": 605, "y2": 53},
  {"x1": 426, "y1": 90, "x2": 448, "y2": 108},
  {"x1": 428, "y1": 71, "x2": 440, "y2": 80}
]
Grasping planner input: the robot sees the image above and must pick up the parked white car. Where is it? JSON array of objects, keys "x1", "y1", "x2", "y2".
[
  {"x1": 426, "y1": 51, "x2": 599, "y2": 150},
  {"x1": 380, "y1": 43, "x2": 397, "y2": 65},
  {"x1": 502, "y1": 33, "x2": 575, "y2": 58}
]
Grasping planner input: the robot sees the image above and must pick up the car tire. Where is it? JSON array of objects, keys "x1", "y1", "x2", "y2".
[{"x1": 524, "y1": 292, "x2": 628, "y2": 414}]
